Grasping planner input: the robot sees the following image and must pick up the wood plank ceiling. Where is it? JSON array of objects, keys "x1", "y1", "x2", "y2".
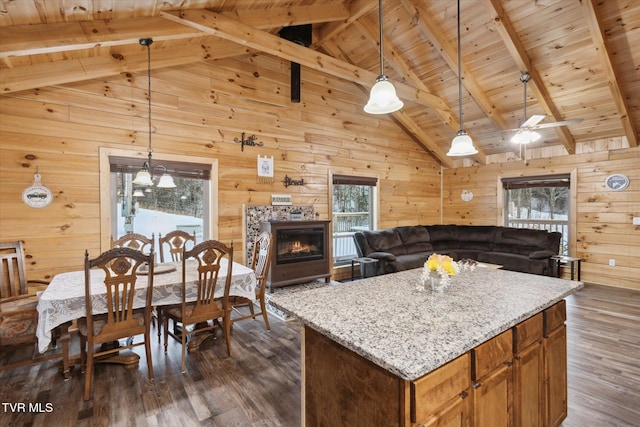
[{"x1": 0, "y1": 0, "x2": 638, "y2": 167}]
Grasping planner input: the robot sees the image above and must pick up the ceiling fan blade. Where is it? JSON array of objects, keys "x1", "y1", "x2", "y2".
[
  {"x1": 531, "y1": 118, "x2": 584, "y2": 129},
  {"x1": 521, "y1": 115, "x2": 545, "y2": 128}
]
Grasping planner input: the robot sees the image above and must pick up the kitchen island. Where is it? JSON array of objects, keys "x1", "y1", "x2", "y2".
[{"x1": 269, "y1": 266, "x2": 583, "y2": 427}]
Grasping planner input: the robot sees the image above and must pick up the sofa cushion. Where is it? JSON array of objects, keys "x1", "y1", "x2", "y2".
[
  {"x1": 477, "y1": 252, "x2": 548, "y2": 275},
  {"x1": 396, "y1": 226, "x2": 434, "y2": 254},
  {"x1": 493, "y1": 227, "x2": 550, "y2": 255},
  {"x1": 425, "y1": 225, "x2": 461, "y2": 250},
  {"x1": 386, "y1": 253, "x2": 429, "y2": 273},
  {"x1": 364, "y1": 229, "x2": 407, "y2": 256}
]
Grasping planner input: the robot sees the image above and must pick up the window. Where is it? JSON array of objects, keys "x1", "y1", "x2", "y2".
[
  {"x1": 331, "y1": 174, "x2": 378, "y2": 264},
  {"x1": 109, "y1": 156, "x2": 211, "y2": 259},
  {"x1": 502, "y1": 174, "x2": 570, "y2": 255}
]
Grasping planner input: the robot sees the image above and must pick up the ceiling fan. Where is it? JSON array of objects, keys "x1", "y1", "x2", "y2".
[{"x1": 508, "y1": 71, "x2": 583, "y2": 145}]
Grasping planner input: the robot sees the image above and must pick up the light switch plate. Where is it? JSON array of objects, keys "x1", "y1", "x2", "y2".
[{"x1": 634, "y1": 217, "x2": 640, "y2": 225}]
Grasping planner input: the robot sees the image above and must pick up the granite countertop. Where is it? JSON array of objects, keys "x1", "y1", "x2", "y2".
[{"x1": 268, "y1": 266, "x2": 583, "y2": 381}]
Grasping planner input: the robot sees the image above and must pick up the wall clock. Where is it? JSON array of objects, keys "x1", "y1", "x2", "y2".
[
  {"x1": 22, "y1": 173, "x2": 53, "y2": 208},
  {"x1": 604, "y1": 174, "x2": 629, "y2": 191}
]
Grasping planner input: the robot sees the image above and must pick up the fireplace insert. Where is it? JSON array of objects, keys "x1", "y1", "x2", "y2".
[
  {"x1": 261, "y1": 220, "x2": 331, "y2": 290},
  {"x1": 276, "y1": 227, "x2": 325, "y2": 264}
]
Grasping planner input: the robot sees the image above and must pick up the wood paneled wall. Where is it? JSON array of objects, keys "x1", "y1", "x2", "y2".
[
  {"x1": 0, "y1": 54, "x2": 442, "y2": 283},
  {"x1": 443, "y1": 147, "x2": 640, "y2": 290}
]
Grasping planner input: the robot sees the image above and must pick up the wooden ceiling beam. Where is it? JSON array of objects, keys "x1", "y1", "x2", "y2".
[
  {"x1": 483, "y1": 0, "x2": 578, "y2": 154},
  {"x1": 160, "y1": 9, "x2": 449, "y2": 112},
  {"x1": 221, "y1": 1, "x2": 350, "y2": 29},
  {"x1": 0, "y1": 40, "x2": 248, "y2": 94},
  {"x1": 581, "y1": 0, "x2": 637, "y2": 147},
  {"x1": 0, "y1": 17, "x2": 204, "y2": 59},
  {"x1": 311, "y1": 0, "x2": 378, "y2": 48}
]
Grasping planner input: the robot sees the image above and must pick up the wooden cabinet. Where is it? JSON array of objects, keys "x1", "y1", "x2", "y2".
[
  {"x1": 513, "y1": 313, "x2": 544, "y2": 427},
  {"x1": 471, "y1": 330, "x2": 513, "y2": 427},
  {"x1": 411, "y1": 354, "x2": 471, "y2": 427},
  {"x1": 300, "y1": 302, "x2": 568, "y2": 427},
  {"x1": 543, "y1": 301, "x2": 567, "y2": 427}
]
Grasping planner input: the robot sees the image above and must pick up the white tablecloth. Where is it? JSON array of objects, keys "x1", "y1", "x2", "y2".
[{"x1": 36, "y1": 258, "x2": 256, "y2": 353}]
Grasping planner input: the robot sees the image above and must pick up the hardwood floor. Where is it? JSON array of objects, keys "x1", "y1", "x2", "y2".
[{"x1": 1, "y1": 282, "x2": 638, "y2": 426}]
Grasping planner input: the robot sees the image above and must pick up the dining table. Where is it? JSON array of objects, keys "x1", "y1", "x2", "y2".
[{"x1": 36, "y1": 258, "x2": 257, "y2": 356}]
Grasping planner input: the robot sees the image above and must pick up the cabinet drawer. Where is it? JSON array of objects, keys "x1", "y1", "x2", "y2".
[
  {"x1": 411, "y1": 353, "x2": 470, "y2": 423},
  {"x1": 472, "y1": 329, "x2": 513, "y2": 381},
  {"x1": 513, "y1": 312, "x2": 543, "y2": 353},
  {"x1": 544, "y1": 300, "x2": 566, "y2": 336}
]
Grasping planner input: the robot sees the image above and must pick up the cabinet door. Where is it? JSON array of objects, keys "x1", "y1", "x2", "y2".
[
  {"x1": 513, "y1": 312, "x2": 544, "y2": 427},
  {"x1": 472, "y1": 363, "x2": 513, "y2": 427},
  {"x1": 514, "y1": 340, "x2": 544, "y2": 427},
  {"x1": 412, "y1": 354, "x2": 470, "y2": 423},
  {"x1": 544, "y1": 325, "x2": 567, "y2": 427},
  {"x1": 417, "y1": 392, "x2": 471, "y2": 427}
]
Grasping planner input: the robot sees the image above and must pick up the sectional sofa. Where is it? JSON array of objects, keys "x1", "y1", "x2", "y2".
[{"x1": 353, "y1": 224, "x2": 562, "y2": 276}]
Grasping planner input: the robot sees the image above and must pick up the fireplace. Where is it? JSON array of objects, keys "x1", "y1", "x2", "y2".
[{"x1": 261, "y1": 220, "x2": 331, "y2": 291}]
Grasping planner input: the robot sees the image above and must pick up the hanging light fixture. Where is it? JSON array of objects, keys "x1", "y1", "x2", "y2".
[
  {"x1": 364, "y1": 0, "x2": 403, "y2": 114},
  {"x1": 132, "y1": 38, "x2": 176, "y2": 189},
  {"x1": 447, "y1": 0, "x2": 478, "y2": 157}
]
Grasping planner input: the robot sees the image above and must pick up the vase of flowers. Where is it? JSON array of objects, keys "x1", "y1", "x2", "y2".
[{"x1": 421, "y1": 254, "x2": 460, "y2": 292}]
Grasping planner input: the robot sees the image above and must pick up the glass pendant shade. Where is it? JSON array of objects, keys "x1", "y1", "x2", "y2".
[
  {"x1": 132, "y1": 168, "x2": 153, "y2": 186},
  {"x1": 365, "y1": 76, "x2": 403, "y2": 114},
  {"x1": 132, "y1": 189, "x2": 145, "y2": 197},
  {"x1": 157, "y1": 173, "x2": 176, "y2": 188},
  {"x1": 511, "y1": 129, "x2": 541, "y2": 144},
  {"x1": 446, "y1": 0, "x2": 478, "y2": 157},
  {"x1": 447, "y1": 130, "x2": 478, "y2": 156}
]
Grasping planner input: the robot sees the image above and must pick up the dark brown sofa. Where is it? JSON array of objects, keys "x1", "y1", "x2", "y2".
[{"x1": 353, "y1": 225, "x2": 561, "y2": 276}]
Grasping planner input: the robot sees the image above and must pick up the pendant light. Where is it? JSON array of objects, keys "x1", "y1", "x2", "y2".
[
  {"x1": 132, "y1": 38, "x2": 176, "y2": 189},
  {"x1": 447, "y1": 0, "x2": 478, "y2": 157},
  {"x1": 364, "y1": 0, "x2": 403, "y2": 114}
]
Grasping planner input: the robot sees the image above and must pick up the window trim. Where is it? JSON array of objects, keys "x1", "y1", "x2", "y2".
[
  {"x1": 497, "y1": 169, "x2": 577, "y2": 257},
  {"x1": 328, "y1": 170, "x2": 379, "y2": 268},
  {"x1": 99, "y1": 147, "x2": 218, "y2": 253}
]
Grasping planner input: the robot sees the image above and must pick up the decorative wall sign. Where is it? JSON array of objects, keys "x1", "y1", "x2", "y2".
[
  {"x1": 604, "y1": 174, "x2": 629, "y2": 191},
  {"x1": 257, "y1": 155, "x2": 274, "y2": 184},
  {"x1": 234, "y1": 132, "x2": 263, "y2": 151},
  {"x1": 271, "y1": 194, "x2": 292, "y2": 206},
  {"x1": 283, "y1": 175, "x2": 305, "y2": 187},
  {"x1": 22, "y1": 172, "x2": 53, "y2": 208}
]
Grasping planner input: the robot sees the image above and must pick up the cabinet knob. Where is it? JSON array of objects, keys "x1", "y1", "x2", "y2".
[
  {"x1": 472, "y1": 382, "x2": 481, "y2": 389},
  {"x1": 460, "y1": 390, "x2": 469, "y2": 399},
  {"x1": 504, "y1": 361, "x2": 513, "y2": 367}
]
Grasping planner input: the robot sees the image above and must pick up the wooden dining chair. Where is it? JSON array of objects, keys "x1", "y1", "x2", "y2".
[
  {"x1": 0, "y1": 241, "x2": 69, "y2": 374},
  {"x1": 78, "y1": 246, "x2": 155, "y2": 400},
  {"x1": 163, "y1": 240, "x2": 233, "y2": 373},
  {"x1": 158, "y1": 230, "x2": 196, "y2": 263},
  {"x1": 231, "y1": 231, "x2": 272, "y2": 330},
  {"x1": 110, "y1": 233, "x2": 154, "y2": 254},
  {"x1": 156, "y1": 230, "x2": 195, "y2": 340}
]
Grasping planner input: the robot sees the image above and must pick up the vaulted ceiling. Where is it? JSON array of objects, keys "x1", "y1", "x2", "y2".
[{"x1": 1, "y1": 0, "x2": 638, "y2": 168}]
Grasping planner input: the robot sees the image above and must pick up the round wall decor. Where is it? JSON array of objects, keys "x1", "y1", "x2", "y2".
[
  {"x1": 604, "y1": 174, "x2": 629, "y2": 191},
  {"x1": 22, "y1": 173, "x2": 53, "y2": 208}
]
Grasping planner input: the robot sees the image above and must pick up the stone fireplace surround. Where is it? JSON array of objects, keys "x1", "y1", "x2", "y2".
[{"x1": 243, "y1": 205, "x2": 315, "y2": 265}]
